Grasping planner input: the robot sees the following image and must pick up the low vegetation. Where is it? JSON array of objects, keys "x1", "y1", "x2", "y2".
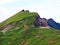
[{"x1": 0, "y1": 10, "x2": 60, "y2": 45}]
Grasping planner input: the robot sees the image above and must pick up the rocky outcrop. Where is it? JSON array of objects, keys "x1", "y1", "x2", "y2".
[
  {"x1": 34, "y1": 15, "x2": 60, "y2": 30},
  {"x1": 47, "y1": 19, "x2": 60, "y2": 30},
  {"x1": 34, "y1": 15, "x2": 48, "y2": 27}
]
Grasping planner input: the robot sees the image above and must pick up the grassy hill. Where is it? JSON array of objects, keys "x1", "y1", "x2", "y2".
[
  {"x1": 0, "y1": 10, "x2": 60, "y2": 45},
  {"x1": 0, "y1": 10, "x2": 38, "y2": 28},
  {"x1": 0, "y1": 27, "x2": 60, "y2": 45}
]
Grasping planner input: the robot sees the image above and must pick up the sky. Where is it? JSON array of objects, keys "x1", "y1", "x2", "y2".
[{"x1": 0, "y1": 0, "x2": 60, "y2": 23}]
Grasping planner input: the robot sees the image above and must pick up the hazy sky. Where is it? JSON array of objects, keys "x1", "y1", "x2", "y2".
[{"x1": 0, "y1": 0, "x2": 60, "y2": 23}]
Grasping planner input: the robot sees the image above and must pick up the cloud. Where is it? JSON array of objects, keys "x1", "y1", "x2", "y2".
[{"x1": 0, "y1": 0, "x2": 17, "y2": 5}]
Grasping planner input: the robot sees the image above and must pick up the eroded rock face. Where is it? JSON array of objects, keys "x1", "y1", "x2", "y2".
[{"x1": 34, "y1": 15, "x2": 48, "y2": 27}]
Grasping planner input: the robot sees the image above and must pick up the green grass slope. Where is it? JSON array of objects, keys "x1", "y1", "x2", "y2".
[
  {"x1": 0, "y1": 10, "x2": 60, "y2": 45},
  {"x1": 0, "y1": 27, "x2": 60, "y2": 45},
  {"x1": 0, "y1": 10, "x2": 38, "y2": 27}
]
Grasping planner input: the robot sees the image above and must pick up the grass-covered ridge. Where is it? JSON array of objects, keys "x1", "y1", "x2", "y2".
[
  {"x1": 0, "y1": 10, "x2": 60, "y2": 45},
  {"x1": 0, "y1": 10, "x2": 38, "y2": 27}
]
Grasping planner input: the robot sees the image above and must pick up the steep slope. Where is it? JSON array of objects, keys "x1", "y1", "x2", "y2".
[
  {"x1": 0, "y1": 10, "x2": 38, "y2": 28},
  {"x1": 2, "y1": 16, "x2": 36, "y2": 31},
  {"x1": 0, "y1": 27, "x2": 60, "y2": 45},
  {"x1": 0, "y1": 10, "x2": 60, "y2": 45}
]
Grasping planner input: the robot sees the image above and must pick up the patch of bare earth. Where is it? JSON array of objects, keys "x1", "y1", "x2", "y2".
[
  {"x1": 20, "y1": 41, "x2": 29, "y2": 45},
  {"x1": 23, "y1": 25, "x2": 29, "y2": 28},
  {"x1": 48, "y1": 40, "x2": 56, "y2": 45}
]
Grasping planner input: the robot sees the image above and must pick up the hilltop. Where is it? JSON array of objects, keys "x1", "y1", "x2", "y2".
[{"x1": 0, "y1": 10, "x2": 38, "y2": 28}]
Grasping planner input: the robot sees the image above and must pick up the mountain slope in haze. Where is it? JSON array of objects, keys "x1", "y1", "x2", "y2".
[{"x1": 0, "y1": 10, "x2": 60, "y2": 45}]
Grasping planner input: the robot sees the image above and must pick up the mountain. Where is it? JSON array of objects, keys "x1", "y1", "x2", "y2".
[
  {"x1": 0, "y1": 10, "x2": 38, "y2": 28},
  {"x1": 0, "y1": 10, "x2": 60, "y2": 45}
]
